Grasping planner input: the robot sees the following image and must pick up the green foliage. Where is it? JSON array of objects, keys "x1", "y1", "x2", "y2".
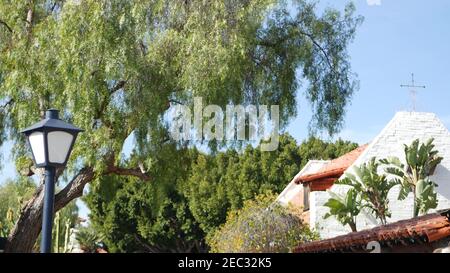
[
  {"x1": 326, "y1": 138, "x2": 444, "y2": 231},
  {"x1": 85, "y1": 175, "x2": 205, "y2": 253},
  {"x1": 183, "y1": 134, "x2": 358, "y2": 236},
  {"x1": 338, "y1": 157, "x2": 399, "y2": 225},
  {"x1": 75, "y1": 226, "x2": 103, "y2": 253},
  {"x1": 324, "y1": 188, "x2": 361, "y2": 232},
  {"x1": 85, "y1": 134, "x2": 357, "y2": 252},
  {"x1": 0, "y1": 178, "x2": 36, "y2": 237},
  {"x1": 414, "y1": 179, "x2": 438, "y2": 216},
  {"x1": 208, "y1": 192, "x2": 319, "y2": 253},
  {"x1": 84, "y1": 144, "x2": 205, "y2": 253},
  {"x1": 382, "y1": 138, "x2": 443, "y2": 216},
  {"x1": 0, "y1": 0, "x2": 362, "y2": 251},
  {"x1": 298, "y1": 137, "x2": 358, "y2": 167},
  {"x1": 0, "y1": 0, "x2": 362, "y2": 176}
]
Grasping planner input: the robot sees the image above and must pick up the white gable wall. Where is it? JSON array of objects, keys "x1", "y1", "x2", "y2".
[
  {"x1": 311, "y1": 112, "x2": 450, "y2": 239},
  {"x1": 276, "y1": 160, "x2": 329, "y2": 207}
]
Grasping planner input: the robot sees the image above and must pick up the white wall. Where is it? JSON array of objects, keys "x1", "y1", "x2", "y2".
[
  {"x1": 276, "y1": 160, "x2": 328, "y2": 207},
  {"x1": 311, "y1": 112, "x2": 450, "y2": 239}
]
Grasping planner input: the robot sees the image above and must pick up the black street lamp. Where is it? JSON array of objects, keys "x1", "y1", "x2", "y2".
[{"x1": 21, "y1": 109, "x2": 83, "y2": 253}]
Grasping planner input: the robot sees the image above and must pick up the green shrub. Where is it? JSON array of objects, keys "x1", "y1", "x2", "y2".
[{"x1": 208, "y1": 192, "x2": 318, "y2": 253}]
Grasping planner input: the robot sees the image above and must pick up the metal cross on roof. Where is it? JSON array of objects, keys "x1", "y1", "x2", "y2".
[{"x1": 400, "y1": 73, "x2": 426, "y2": 111}]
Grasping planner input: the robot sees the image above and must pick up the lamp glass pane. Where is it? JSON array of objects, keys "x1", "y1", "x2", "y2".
[
  {"x1": 29, "y1": 132, "x2": 46, "y2": 164},
  {"x1": 48, "y1": 131, "x2": 74, "y2": 164}
]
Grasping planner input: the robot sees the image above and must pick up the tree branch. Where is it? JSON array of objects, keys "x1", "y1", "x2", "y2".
[
  {"x1": 0, "y1": 19, "x2": 12, "y2": 33},
  {"x1": 54, "y1": 167, "x2": 95, "y2": 211},
  {"x1": 138, "y1": 40, "x2": 147, "y2": 56},
  {"x1": 257, "y1": 22, "x2": 335, "y2": 73},
  {"x1": 5, "y1": 160, "x2": 150, "y2": 252},
  {"x1": 4, "y1": 167, "x2": 94, "y2": 252},
  {"x1": 105, "y1": 165, "x2": 151, "y2": 181},
  {"x1": 169, "y1": 99, "x2": 184, "y2": 105},
  {"x1": 297, "y1": 30, "x2": 334, "y2": 72},
  {"x1": 110, "y1": 80, "x2": 127, "y2": 94},
  {"x1": 49, "y1": 1, "x2": 58, "y2": 13},
  {"x1": 133, "y1": 234, "x2": 164, "y2": 253},
  {"x1": 92, "y1": 80, "x2": 127, "y2": 126},
  {"x1": 0, "y1": 98, "x2": 14, "y2": 110},
  {"x1": 4, "y1": 184, "x2": 44, "y2": 252},
  {"x1": 26, "y1": 1, "x2": 34, "y2": 37}
]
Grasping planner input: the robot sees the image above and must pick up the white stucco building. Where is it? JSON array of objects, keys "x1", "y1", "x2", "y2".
[{"x1": 278, "y1": 111, "x2": 450, "y2": 239}]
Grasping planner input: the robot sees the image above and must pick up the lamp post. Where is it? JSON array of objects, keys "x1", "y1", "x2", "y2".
[{"x1": 21, "y1": 109, "x2": 83, "y2": 253}]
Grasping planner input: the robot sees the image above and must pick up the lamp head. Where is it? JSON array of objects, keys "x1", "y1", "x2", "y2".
[{"x1": 21, "y1": 109, "x2": 83, "y2": 168}]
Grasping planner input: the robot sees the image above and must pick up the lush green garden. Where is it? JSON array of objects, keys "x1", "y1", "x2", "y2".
[
  {"x1": 0, "y1": 0, "x2": 362, "y2": 252},
  {"x1": 0, "y1": 134, "x2": 357, "y2": 252}
]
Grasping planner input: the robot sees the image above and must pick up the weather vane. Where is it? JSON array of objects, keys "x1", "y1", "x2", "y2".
[{"x1": 400, "y1": 73, "x2": 425, "y2": 111}]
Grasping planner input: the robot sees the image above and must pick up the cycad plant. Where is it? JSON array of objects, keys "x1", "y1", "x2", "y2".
[
  {"x1": 324, "y1": 188, "x2": 361, "y2": 232},
  {"x1": 382, "y1": 138, "x2": 443, "y2": 217},
  {"x1": 337, "y1": 157, "x2": 398, "y2": 225},
  {"x1": 75, "y1": 227, "x2": 103, "y2": 253}
]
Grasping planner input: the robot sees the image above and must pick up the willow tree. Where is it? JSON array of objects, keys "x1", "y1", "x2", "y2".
[{"x1": 0, "y1": 0, "x2": 362, "y2": 252}]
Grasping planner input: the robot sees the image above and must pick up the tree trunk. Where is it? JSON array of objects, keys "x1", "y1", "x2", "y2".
[
  {"x1": 349, "y1": 222, "x2": 357, "y2": 232},
  {"x1": 4, "y1": 155, "x2": 150, "y2": 253},
  {"x1": 4, "y1": 167, "x2": 94, "y2": 253},
  {"x1": 4, "y1": 184, "x2": 45, "y2": 252}
]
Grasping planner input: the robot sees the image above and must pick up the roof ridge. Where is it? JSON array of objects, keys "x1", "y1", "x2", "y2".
[{"x1": 294, "y1": 144, "x2": 368, "y2": 184}]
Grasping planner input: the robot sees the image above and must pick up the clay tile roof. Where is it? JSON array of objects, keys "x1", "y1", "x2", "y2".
[
  {"x1": 294, "y1": 144, "x2": 368, "y2": 185},
  {"x1": 294, "y1": 209, "x2": 450, "y2": 253}
]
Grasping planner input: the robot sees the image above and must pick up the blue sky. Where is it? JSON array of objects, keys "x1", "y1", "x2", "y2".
[
  {"x1": 287, "y1": 0, "x2": 450, "y2": 144},
  {"x1": 1, "y1": 0, "x2": 450, "y2": 218}
]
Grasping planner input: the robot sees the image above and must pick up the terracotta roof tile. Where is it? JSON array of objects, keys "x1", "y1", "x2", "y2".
[
  {"x1": 294, "y1": 209, "x2": 450, "y2": 253},
  {"x1": 295, "y1": 144, "x2": 368, "y2": 185}
]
